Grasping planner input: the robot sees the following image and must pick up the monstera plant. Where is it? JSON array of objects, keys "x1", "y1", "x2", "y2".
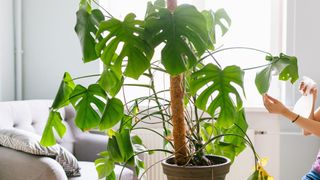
[{"x1": 40, "y1": 0, "x2": 298, "y2": 179}]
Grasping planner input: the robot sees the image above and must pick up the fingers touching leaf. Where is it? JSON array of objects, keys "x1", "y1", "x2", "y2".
[{"x1": 255, "y1": 53, "x2": 299, "y2": 94}]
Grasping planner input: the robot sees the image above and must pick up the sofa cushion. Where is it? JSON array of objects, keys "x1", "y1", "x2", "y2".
[
  {"x1": 68, "y1": 161, "x2": 134, "y2": 180},
  {"x1": 0, "y1": 100, "x2": 75, "y2": 153},
  {"x1": 0, "y1": 128, "x2": 80, "y2": 177}
]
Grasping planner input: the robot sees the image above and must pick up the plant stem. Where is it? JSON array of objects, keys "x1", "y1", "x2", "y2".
[
  {"x1": 92, "y1": 0, "x2": 113, "y2": 18},
  {"x1": 243, "y1": 59, "x2": 280, "y2": 71},
  {"x1": 71, "y1": 73, "x2": 101, "y2": 81},
  {"x1": 200, "y1": 46, "x2": 272, "y2": 65},
  {"x1": 193, "y1": 96, "x2": 200, "y2": 141},
  {"x1": 206, "y1": 50, "x2": 221, "y2": 68},
  {"x1": 210, "y1": 46, "x2": 272, "y2": 56},
  {"x1": 148, "y1": 69, "x2": 169, "y2": 137}
]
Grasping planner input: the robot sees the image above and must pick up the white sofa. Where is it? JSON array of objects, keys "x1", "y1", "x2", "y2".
[{"x1": 0, "y1": 100, "x2": 134, "y2": 180}]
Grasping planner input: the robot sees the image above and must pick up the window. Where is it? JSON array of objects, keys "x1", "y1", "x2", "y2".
[{"x1": 99, "y1": 0, "x2": 281, "y2": 107}]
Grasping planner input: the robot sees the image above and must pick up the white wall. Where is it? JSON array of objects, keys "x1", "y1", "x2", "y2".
[
  {"x1": 0, "y1": 0, "x2": 15, "y2": 101},
  {"x1": 21, "y1": 0, "x2": 99, "y2": 100},
  {"x1": 281, "y1": 0, "x2": 320, "y2": 179},
  {"x1": 286, "y1": 0, "x2": 320, "y2": 106}
]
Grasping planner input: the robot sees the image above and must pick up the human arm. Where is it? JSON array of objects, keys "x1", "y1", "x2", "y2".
[{"x1": 263, "y1": 94, "x2": 320, "y2": 137}]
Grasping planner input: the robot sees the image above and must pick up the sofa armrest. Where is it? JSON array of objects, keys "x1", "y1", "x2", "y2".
[
  {"x1": 0, "y1": 146, "x2": 67, "y2": 180},
  {"x1": 73, "y1": 133, "x2": 108, "y2": 162}
]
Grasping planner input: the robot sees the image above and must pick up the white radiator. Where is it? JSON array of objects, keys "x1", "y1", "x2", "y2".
[{"x1": 136, "y1": 128, "x2": 168, "y2": 180}]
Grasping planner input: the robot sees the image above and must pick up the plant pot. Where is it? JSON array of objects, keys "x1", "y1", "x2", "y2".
[{"x1": 162, "y1": 155, "x2": 231, "y2": 180}]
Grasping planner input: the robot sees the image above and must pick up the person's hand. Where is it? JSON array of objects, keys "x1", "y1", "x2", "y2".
[
  {"x1": 263, "y1": 94, "x2": 288, "y2": 115},
  {"x1": 299, "y1": 81, "x2": 317, "y2": 99}
]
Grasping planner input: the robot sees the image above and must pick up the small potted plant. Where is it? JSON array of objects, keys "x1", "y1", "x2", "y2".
[{"x1": 40, "y1": 0, "x2": 298, "y2": 179}]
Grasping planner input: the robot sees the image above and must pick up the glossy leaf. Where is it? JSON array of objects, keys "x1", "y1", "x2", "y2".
[
  {"x1": 95, "y1": 151, "x2": 115, "y2": 179},
  {"x1": 96, "y1": 14, "x2": 153, "y2": 79},
  {"x1": 202, "y1": 9, "x2": 231, "y2": 44},
  {"x1": 106, "y1": 171, "x2": 116, "y2": 180},
  {"x1": 119, "y1": 115, "x2": 133, "y2": 133},
  {"x1": 40, "y1": 111, "x2": 66, "y2": 146},
  {"x1": 107, "y1": 129, "x2": 134, "y2": 163},
  {"x1": 255, "y1": 53, "x2": 299, "y2": 94},
  {"x1": 75, "y1": 8, "x2": 104, "y2": 62},
  {"x1": 212, "y1": 110, "x2": 248, "y2": 161},
  {"x1": 145, "y1": 0, "x2": 165, "y2": 18},
  {"x1": 51, "y1": 72, "x2": 75, "y2": 110},
  {"x1": 213, "y1": 141, "x2": 236, "y2": 162},
  {"x1": 145, "y1": 4, "x2": 212, "y2": 75},
  {"x1": 70, "y1": 84, "x2": 106, "y2": 131},
  {"x1": 79, "y1": 0, "x2": 92, "y2": 13},
  {"x1": 191, "y1": 64, "x2": 245, "y2": 128},
  {"x1": 100, "y1": 98, "x2": 124, "y2": 130},
  {"x1": 223, "y1": 110, "x2": 248, "y2": 155},
  {"x1": 98, "y1": 67, "x2": 123, "y2": 97}
]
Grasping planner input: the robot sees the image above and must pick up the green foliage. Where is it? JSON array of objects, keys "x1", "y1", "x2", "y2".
[
  {"x1": 96, "y1": 13, "x2": 154, "y2": 79},
  {"x1": 75, "y1": 8, "x2": 104, "y2": 62},
  {"x1": 95, "y1": 151, "x2": 115, "y2": 179},
  {"x1": 145, "y1": 0, "x2": 165, "y2": 18},
  {"x1": 51, "y1": 72, "x2": 75, "y2": 110},
  {"x1": 214, "y1": 110, "x2": 248, "y2": 161},
  {"x1": 255, "y1": 53, "x2": 298, "y2": 94},
  {"x1": 41, "y1": 1, "x2": 299, "y2": 179},
  {"x1": 98, "y1": 129, "x2": 146, "y2": 179},
  {"x1": 145, "y1": 4, "x2": 212, "y2": 75},
  {"x1": 107, "y1": 129, "x2": 134, "y2": 162},
  {"x1": 70, "y1": 84, "x2": 106, "y2": 131},
  {"x1": 41, "y1": 72, "x2": 75, "y2": 146},
  {"x1": 98, "y1": 67, "x2": 123, "y2": 97},
  {"x1": 202, "y1": 9, "x2": 231, "y2": 44},
  {"x1": 100, "y1": 98, "x2": 124, "y2": 130},
  {"x1": 190, "y1": 64, "x2": 245, "y2": 128},
  {"x1": 40, "y1": 111, "x2": 66, "y2": 146}
]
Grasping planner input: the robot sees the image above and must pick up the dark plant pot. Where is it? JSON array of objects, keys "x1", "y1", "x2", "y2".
[{"x1": 162, "y1": 155, "x2": 231, "y2": 180}]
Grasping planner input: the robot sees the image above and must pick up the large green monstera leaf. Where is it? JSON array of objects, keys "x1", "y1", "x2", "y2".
[
  {"x1": 191, "y1": 64, "x2": 245, "y2": 128},
  {"x1": 145, "y1": 4, "x2": 212, "y2": 75},
  {"x1": 70, "y1": 84, "x2": 106, "y2": 131},
  {"x1": 202, "y1": 9, "x2": 231, "y2": 44},
  {"x1": 255, "y1": 53, "x2": 298, "y2": 94},
  {"x1": 96, "y1": 13, "x2": 154, "y2": 79},
  {"x1": 75, "y1": 8, "x2": 104, "y2": 62},
  {"x1": 40, "y1": 72, "x2": 75, "y2": 146}
]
